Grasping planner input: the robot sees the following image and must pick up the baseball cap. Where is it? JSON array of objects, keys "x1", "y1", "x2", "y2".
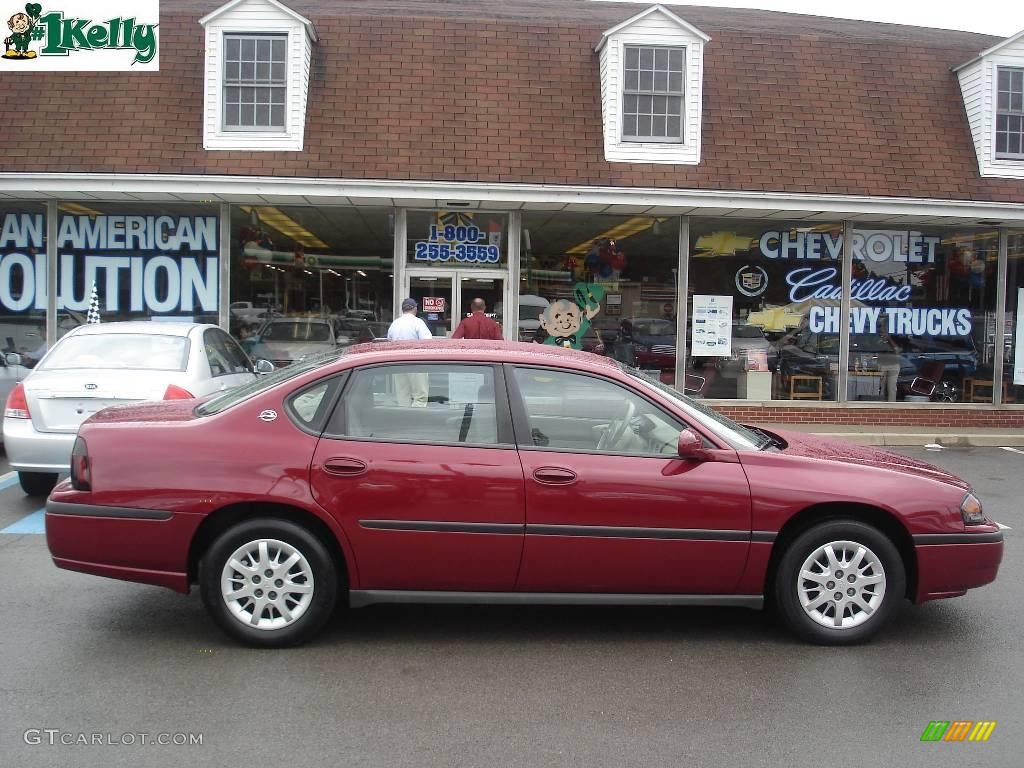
[{"x1": 401, "y1": 297, "x2": 417, "y2": 311}]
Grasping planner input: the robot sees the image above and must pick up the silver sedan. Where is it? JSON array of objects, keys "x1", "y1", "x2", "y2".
[{"x1": 3, "y1": 321, "x2": 270, "y2": 496}]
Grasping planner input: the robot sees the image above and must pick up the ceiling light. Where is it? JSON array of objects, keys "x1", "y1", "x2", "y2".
[
  {"x1": 58, "y1": 202, "x2": 103, "y2": 217},
  {"x1": 240, "y1": 206, "x2": 328, "y2": 249},
  {"x1": 564, "y1": 217, "x2": 657, "y2": 255},
  {"x1": 356, "y1": 270, "x2": 367, "y2": 277}
]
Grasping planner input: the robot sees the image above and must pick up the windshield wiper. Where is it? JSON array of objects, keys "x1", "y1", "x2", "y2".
[{"x1": 746, "y1": 426, "x2": 778, "y2": 450}]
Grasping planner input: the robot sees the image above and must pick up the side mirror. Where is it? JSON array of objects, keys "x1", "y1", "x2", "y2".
[
  {"x1": 255, "y1": 359, "x2": 275, "y2": 375},
  {"x1": 676, "y1": 428, "x2": 707, "y2": 460},
  {"x1": 5, "y1": 352, "x2": 23, "y2": 367}
]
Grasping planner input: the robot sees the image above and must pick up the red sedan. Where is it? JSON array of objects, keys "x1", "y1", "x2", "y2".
[{"x1": 45, "y1": 341, "x2": 1003, "y2": 647}]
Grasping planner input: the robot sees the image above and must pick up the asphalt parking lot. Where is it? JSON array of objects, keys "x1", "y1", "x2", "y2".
[{"x1": 0, "y1": 445, "x2": 1020, "y2": 768}]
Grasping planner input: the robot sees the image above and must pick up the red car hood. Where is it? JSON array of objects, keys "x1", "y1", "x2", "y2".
[{"x1": 765, "y1": 428, "x2": 970, "y2": 490}]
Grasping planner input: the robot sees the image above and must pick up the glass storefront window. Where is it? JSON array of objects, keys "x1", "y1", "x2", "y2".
[
  {"x1": 688, "y1": 218, "x2": 843, "y2": 400},
  {"x1": 230, "y1": 205, "x2": 394, "y2": 365},
  {"x1": 520, "y1": 213, "x2": 680, "y2": 385},
  {"x1": 844, "y1": 227, "x2": 995, "y2": 404},
  {"x1": 406, "y1": 210, "x2": 507, "y2": 268},
  {"x1": 58, "y1": 202, "x2": 220, "y2": 327},
  {"x1": 0, "y1": 202, "x2": 46, "y2": 367},
  {"x1": 1003, "y1": 230, "x2": 1024, "y2": 403}
]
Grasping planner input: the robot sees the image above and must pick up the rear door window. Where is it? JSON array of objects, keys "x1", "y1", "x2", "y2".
[{"x1": 326, "y1": 364, "x2": 503, "y2": 446}]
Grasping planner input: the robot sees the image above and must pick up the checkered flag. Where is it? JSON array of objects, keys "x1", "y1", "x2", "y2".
[{"x1": 86, "y1": 281, "x2": 101, "y2": 324}]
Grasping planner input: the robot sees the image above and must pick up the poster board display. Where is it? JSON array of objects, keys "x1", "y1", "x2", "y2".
[
  {"x1": 1015, "y1": 288, "x2": 1024, "y2": 386},
  {"x1": 691, "y1": 295, "x2": 733, "y2": 357}
]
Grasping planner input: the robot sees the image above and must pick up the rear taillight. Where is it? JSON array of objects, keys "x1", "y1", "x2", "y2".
[
  {"x1": 70, "y1": 436, "x2": 91, "y2": 491},
  {"x1": 4, "y1": 383, "x2": 30, "y2": 419},
  {"x1": 163, "y1": 384, "x2": 194, "y2": 400}
]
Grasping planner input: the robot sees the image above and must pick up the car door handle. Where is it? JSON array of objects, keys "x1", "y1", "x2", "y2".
[
  {"x1": 323, "y1": 457, "x2": 368, "y2": 477},
  {"x1": 533, "y1": 467, "x2": 577, "y2": 485}
]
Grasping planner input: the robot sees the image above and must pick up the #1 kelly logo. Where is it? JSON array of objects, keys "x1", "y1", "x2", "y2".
[{"x1": 3, "y1": 0, "x2": 158, "y2": 68}]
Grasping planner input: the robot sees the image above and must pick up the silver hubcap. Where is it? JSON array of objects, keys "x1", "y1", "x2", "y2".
[
  {"x1": 221, "y1": 539, "x2": 314, "y2": 631},
  {"x1": 797, "y1": 540, "x2": 886, "y2": 629}
]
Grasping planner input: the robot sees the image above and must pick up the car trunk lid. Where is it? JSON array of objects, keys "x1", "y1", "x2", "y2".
[{"x1": 25, "y1": 370, "x2": 187, "y2": 433}]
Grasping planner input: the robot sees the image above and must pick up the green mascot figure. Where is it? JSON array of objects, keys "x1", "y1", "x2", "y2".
[
  {"x1": 538, "y1": 282, "x2": 605, "y2": 350},
  {"x1": 4, "y1": 4, "x2": 42, "y2": 59}
]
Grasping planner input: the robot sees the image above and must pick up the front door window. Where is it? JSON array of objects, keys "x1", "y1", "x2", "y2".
[{"x1": 408, "y1": 275, "x2": 453, "y2": 337}]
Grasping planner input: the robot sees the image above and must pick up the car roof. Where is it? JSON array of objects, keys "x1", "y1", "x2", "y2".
[
  {"x1": 340, "y1": 339, "x2": 622, "y2": 372},
  {"x1": 68, "y1": 321, "x2": 212, "y2": 337}
]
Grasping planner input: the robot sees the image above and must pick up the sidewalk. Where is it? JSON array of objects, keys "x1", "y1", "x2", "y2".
[{"x1": 754, "y1": 423, "x2": 1024, "y2": 447}]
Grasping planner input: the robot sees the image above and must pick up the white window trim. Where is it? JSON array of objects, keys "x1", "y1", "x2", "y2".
[
  {"x1": 220, "y1": 32, "x2": 290, "y2": 134},
  {"x1": 994, "y1": 64, "x2": 1024, "y2": 161},
  {"x1": 619, "y1": 43, "x2": 686, "y2": 145},
  {"x1": 205, "y1": 28, "x2": 298, "y2": 150}
]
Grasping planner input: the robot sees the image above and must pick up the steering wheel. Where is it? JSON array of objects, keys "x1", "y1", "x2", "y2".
[{"x1": 596, "y1": 399, "x2": 637, "y2": 451}]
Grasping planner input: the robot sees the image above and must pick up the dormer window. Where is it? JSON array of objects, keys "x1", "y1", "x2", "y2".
[
  {"x1": 200, "y1": 0, "x2": 317, "y2": 152},
  {"x1": 596, "y1": 5, "x2": 709, "y2": 165},
  {"x1": 955, "y1": 29, "x2": 1024, "y2": 178},
  {"x1": 622, "y1": 46, "x2": 684, "y2": 143},
  {"x1": 996, "y1": 66, "x2": 1024, "y2": 159}
]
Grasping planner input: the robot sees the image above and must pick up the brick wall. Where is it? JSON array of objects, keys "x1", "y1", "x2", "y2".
[{"x1": 715, "y1": 405, "x2": 1024, "y2": 428}]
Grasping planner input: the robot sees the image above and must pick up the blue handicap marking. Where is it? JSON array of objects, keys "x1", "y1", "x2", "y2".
[
  {"x1": 0, "y1": 473, "x2": 21, "y2": 492},
  {"x1": 1, "y1": 509, "x2": 46, "y2": 534}
]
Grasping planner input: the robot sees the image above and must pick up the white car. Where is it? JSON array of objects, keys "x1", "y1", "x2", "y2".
[{"x1": 3, "y1": 322, "x2": 270, "y2": 496}]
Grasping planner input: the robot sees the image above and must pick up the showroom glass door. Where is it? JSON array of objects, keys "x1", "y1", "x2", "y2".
[
  {"x1": 406, "y1": 272, "x2": 454, "y2": 337},
  {"x1": 405, "y1": 269, "x2": 509, "y2": 338}
]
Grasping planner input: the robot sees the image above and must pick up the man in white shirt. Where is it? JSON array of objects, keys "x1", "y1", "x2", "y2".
[
  {"x1": 387, "y1": 297, "x2": 434, "y2": 341},
  {"x1": 387, "y1": 298, "x2": 433, "y2": 406}
]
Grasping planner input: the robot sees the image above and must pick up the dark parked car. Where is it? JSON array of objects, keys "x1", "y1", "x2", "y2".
[
  {"x1": 47, "y1": 341, "x2": 1002, "y2": 647},
  {"x1": 619, "y1": 317, "x2": 676, "y2": 371}
]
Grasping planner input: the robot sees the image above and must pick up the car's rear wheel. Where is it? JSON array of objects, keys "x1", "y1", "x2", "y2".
[
  {"x1": 19, "y1": 471, "x2": 58, "y2": 497},
  {"x1": 200, "y1": 518, "x2": 338, "y2": 648},
  {"x1": 774, "y1": 520, "x2": 905, "y2": 645}
]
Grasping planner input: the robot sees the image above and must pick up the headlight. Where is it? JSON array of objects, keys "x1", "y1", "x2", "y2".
[{"x1": 960, "y1": 492, "x2": 984, "y2": 525}]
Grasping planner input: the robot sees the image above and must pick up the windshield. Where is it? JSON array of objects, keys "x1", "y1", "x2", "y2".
[
  {"x1": 630, "y1": 319, "x2": 675, "y2": 336},
  {"x1": 732, "y1": 325, "x2": 764, "y2": 339},
  {"x1": 519, "y1": 306, "x2": 545, "y2": 322},
  {"x1": 621, "y1": 364, "x2": 765, "y2": 450},
  {"x1": 261, "y1": 321, "x2": 333, "y2": 342},
  {"x1": 40, "y1": 333, "x2": 190, "y2": 371},
  {"x1": 196, "y1": 348, "x2": 347, "y2": 416}
]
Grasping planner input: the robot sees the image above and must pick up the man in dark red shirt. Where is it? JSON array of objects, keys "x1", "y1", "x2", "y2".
[{"x1": 452, "y1": 298, "x2": 503, "y2": 340}]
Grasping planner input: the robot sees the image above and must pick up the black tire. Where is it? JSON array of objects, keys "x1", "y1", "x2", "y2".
[
  {"x1": 200, "y1": 518, "x2": 339, "y2": 648},
  {"x1": 774, "y1": 520, "x2": 905, "y2": 645},
  {"x1": 19, "y1": 471, "x2": 58, "y2": 497}
]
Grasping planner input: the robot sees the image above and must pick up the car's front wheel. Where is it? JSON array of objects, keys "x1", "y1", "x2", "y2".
[
  {"x1": 774, "y1": 520, "x2": 905, "y2": 645},
  {"x1": 200, "y1": 518, "x2": 339, "y2": 647},
  {"x1": 19, "y1": 471, "x2": 58, "y2": 497}
]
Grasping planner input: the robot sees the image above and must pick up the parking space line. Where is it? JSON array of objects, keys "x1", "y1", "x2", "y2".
[
  {"x1": 0, "y1": 472, "x2": 19, "y2": 492},
  {"x1": 997, "y1": 522, "x2": 1012, "y2": 531},
  {"x1": 1000, "y1": 447, "x2": 1024, "y2": 455},
  {"x1": 0, "y1": 509, "x2": 46, "y2": 535}
]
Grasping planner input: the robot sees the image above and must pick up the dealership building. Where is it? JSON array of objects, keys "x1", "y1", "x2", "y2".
[{"x1": 3, "y1": 0, "x2": 1024, "y2": 426}]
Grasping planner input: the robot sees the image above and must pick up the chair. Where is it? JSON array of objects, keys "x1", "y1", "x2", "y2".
[
  {"x1": 789, "y1": 374, "x2": 823, "y2": 400},
  {"x1": 909, "y1": 360, "x2": 945, "y2": 397},
  {"x1": 684, "y1": 367, "x2": 717, "y2": 397}
]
